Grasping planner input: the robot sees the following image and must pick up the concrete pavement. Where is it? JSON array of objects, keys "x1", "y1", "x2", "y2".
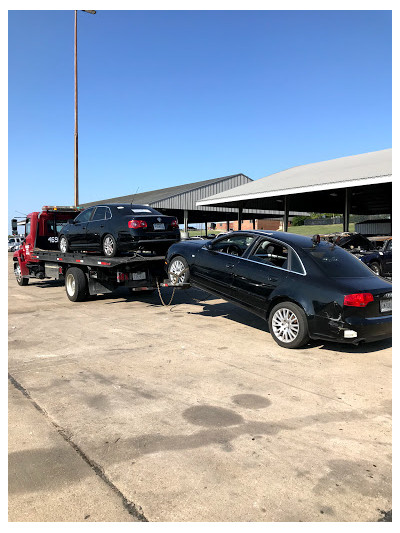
[
  {"x1": 8, "y1": 379, "x2": 140, "y2": 522},
  {"x1": 8, "y1": 254, "x2": 392, "y2": 521}
]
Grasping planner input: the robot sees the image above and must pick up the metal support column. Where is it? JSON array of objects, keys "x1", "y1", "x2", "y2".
[
  {"x1": 252, "y1": 219, "x2": 256, "y2": 229},
  {"x1": 343, "y1": 188, "x2": 350, "y2": 232},
  {"x1": 184, "y1": 210, "x2": 189, "y2": 232},
  {"x1": 74, "y1": 10, "x2": 79, "y2": 207},
  {"x1": 238, "y1": 206, "x2": 243, "y2": 230},
  {"x1": 226, "y1": 220, "x2": 230, "y2": 231},
  {"x1": 283, "y1": 196, "x2": 289, "y2": 232},
  {"x1": 205, "y1": 221, "x2": 207, "y2": 237}
]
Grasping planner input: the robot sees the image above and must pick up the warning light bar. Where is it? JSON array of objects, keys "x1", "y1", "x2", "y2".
[{"x1": 41, "y1": 206, "x2": 81, "y2": 212}]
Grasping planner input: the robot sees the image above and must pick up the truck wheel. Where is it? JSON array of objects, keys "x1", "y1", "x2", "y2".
[
  {"x1": 268, "y1": 301, "x2": 309, "y2": 349},
  {"x1": 14, "y1": 264, "x2": 29, "y2": 286},
  {"x1": 168, "y1": 256, "x2": 190, "y2": 284},
  {"x1": 59, "y1": 235, "x2": 69, "y2": 253},
  {"x1": 65, "y1": 267, "x2": 88, "y2": 302},
  {"x1": 103, "y1": 234, "x2": 118, "y2": 257},
  {"x1": 369, "y1": 262, "x2": 381, "y2": 275}
]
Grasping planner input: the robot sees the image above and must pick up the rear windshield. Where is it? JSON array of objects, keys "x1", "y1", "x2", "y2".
[
  {"x1": 303, "y1": 243, "x2": 375, "y2": 278},
  {"x1": 114, "y1": 205, "x2": 162, "y2": 215}
]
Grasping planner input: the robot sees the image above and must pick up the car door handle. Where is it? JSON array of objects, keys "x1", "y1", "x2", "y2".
[
  {"x1": 268, "y1": 276, "x2": 278, "y2": 282},
  {"x1": 100, "y1": 224, "x2": 104, "y2": 228},
  {"x1": 246, "y1": 280, "x2": 269, "y2": 287},
  {"x1": 226, "y1": 264, "x2": 235, "y2": 269}
]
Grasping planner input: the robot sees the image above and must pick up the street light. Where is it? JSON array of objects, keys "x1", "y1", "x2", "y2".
[{"x1": 74, "y1": 10, "x2": 96, "y2": 207}]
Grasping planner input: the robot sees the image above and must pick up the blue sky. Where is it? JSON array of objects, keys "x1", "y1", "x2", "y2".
[{"x1": 8, "y1": 9, "x2": 392, "y2": 228}]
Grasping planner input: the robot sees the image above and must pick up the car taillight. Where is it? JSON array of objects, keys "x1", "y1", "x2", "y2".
[
  {"x1": 171, "y1": 218, "x2": 179, "y2": 229},
  {"x1": 128, "y1": 219, "x2": 147, "y2": 229},
  {"x1": 343, "y1": 293, "x2": 374, "y2": 307}
]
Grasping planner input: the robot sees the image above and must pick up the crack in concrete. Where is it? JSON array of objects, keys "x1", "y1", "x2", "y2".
[{"x1": 8, "y1": 373, "x2": 148, "y2": 522}]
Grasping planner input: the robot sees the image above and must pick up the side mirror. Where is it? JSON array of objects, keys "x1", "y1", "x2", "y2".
[
  {"x1": 205, "y1": 242, "x2": 214, "y2": 250},
  {"x1": 68, "y1": 219, "x2": 76, "y2": 225},
  {"x1": 11, "y1": 218, "x2": 18, "y2": 232}
]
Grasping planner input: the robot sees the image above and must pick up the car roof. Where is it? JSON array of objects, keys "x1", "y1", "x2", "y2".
[
  {"x1": 227, "y1": 230, "x2": 317, "y2": 247},
  {"x1": 95, "y1": 203, "x2": 152, "y2": 209}
]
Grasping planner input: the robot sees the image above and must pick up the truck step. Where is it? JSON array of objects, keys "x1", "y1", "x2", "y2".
[{"x1": 159, "y1": 281, "x2": 191, "y2": 289}]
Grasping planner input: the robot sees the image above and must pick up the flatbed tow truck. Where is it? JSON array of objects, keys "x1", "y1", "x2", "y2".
[{"x1": 12, "y1": 206, "x2": 187, "y2": 302}]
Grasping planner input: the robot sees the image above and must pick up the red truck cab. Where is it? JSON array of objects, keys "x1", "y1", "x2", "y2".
[{"x1": 13, "y1": 206, "x2": 81, "y2": 283}]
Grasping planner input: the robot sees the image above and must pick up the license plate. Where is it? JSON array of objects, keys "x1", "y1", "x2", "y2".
[
  {"x1": 131, "y1": 271, "x2": 146, "y2": 280},
  {"x1": 380, "y1": 294, "x2": 392, "y2": 313},
  {"x1": 153, "y1": 223, "x2": 165, "y2": 230}
]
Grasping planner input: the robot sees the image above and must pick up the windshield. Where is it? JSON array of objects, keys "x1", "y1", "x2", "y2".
[{"x1": 303, "y1": 243, "x2": 375, "y2": 278}]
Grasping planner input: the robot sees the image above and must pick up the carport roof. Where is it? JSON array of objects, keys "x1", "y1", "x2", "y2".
[{"x1": 197, "y1": 149, "x2": 392, "y2": 211}]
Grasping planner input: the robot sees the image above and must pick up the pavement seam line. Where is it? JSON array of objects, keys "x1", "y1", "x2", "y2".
[{"x1": 8, "y1": 372, "x2": 149, "y2": 522}]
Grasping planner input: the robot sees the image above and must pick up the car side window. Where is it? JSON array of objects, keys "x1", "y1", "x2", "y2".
[
  {"x1": 386, "y1": 240, "x2": 392, "y2": 252},
  {"x1": 210, "y1": 234, "x2": 257, "y2": 256},
  {"x1": 92, "y1": 206, "x2": 107, "y2": 221},
  {"x1": 75, "y1": 207, "x2": 95, "y2": 223},
  {"x1": 248, "y1": 239, "x2": 289, "y2": 269}
]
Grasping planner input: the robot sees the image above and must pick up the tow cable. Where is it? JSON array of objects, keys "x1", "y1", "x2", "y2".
[{"x1": 155, "y1": 267, "x2": 190, "y2": 307}]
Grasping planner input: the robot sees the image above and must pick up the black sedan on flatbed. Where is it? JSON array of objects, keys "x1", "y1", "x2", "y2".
[
  {"x1": 59, "y1": 203, "x2": 180, "y2": 257},
  {"x1": 166, "y1": 230, "x2": 392, "y2": 349}
]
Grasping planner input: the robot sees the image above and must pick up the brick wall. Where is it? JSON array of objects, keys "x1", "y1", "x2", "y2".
[{"x1": 212, "y1": 219, "x2": 289, "y2": 231}]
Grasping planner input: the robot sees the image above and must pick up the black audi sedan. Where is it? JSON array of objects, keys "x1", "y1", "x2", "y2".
[
  {"x1": 165, "y1": 230, "x2": 392, "y2": 349},
  {"x1": 59, "y1": 203, "x2": 180, "y2": 257}
]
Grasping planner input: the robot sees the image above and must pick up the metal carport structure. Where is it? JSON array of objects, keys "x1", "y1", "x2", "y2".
[
  {"x1": 197, "y1": 149, "x2": 392, "y2": 232},
  {"x1": 82, "y1": 173, "x2": 308, "y2": 233}
]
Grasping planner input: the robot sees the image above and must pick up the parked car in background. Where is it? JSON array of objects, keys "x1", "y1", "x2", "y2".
[
  {"x1": 166, "y1": 231, "x2": 392, "y2": 349},
  {"x1": 359, "y1": 238, "x2": 392, "y2": 277},
  {"x1": 59, "y1": 203, "x2": 180, "y2": 257},
  {"x1": 8, "y1": 237, "x2": 22, "y2": 252},
  {"x1": 320, "y1": 232, "x2": 392, "y2": 278}
]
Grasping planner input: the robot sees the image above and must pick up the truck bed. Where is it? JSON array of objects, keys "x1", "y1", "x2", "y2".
[{"x1": 33, "y1": 249, "x2": 166, "y2": 269}]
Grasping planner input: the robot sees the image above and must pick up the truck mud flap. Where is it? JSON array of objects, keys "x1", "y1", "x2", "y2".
[{"x1": 88, "y1": 278, "x2": 114, "y2": 295}]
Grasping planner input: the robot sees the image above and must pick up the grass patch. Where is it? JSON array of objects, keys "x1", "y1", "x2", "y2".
[{"x1": 288, "y1": 223, "x2": 355, "y2": 236}]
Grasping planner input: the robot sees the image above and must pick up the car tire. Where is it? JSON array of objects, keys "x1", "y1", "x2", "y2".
[
  {"x1": 102, "y1": 234, "x2": 118, "y2": 257},
  {"x1": 268, "y1": 301, "x2": 309, "y2": 349},
  {"x1": 14, "y1": 263, "x2": 29, "y2": 286},
  {"x1": 369, "y1": 262, "x2": 381, "y2": 276},
  {"x1": 168, "y1": 255, "x2": 190, "y2": 285},
  {"x1": 59, "y1": 235, "x2": 69, "y2": 254},
  {"x1": 65, "y1": 267, "x2": 88, "y2": 302}
]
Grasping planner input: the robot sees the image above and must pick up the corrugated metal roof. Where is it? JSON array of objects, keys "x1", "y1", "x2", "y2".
[
  {"x1": 198, "y1": 149, "x2": 392, "y2": 206},
  {"x1": 82, "y1": 174, "x2": 250, "y2": 208}
]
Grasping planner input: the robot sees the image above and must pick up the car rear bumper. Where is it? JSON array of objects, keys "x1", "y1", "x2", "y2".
[
  {"x1": 118, "y1": 234, "x2": 180, "y2": 250},
  {"x1": 343, "y1": 314, "x2": 392, "y2": 343},
  {"x1": 309, "y1": 313, "x2": 392, "y2": 345}
]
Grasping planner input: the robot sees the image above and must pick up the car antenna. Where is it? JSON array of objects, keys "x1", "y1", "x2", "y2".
[
  {"x1": 131, "y1": 187, "x2": 140, "y2": 208},
  {"x1": 14, "y1": 210, "x2": 27, "y2": 217}
]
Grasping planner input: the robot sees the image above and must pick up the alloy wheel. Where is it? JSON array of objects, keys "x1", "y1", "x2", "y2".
[
  {"x1": 271, "y1": 307, "x2": 300, "y2": 343},
  {"x1": 169, "y1": 259, "x2": 186, "y2": 284},
  {"x1": 60, "y1": 237, "x2": 68, "y2": 253},
  {"x1": 103, "y1": 236, "x2": 114, "y2": 256}
]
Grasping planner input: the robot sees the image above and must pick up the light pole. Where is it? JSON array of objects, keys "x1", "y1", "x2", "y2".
[{"x1": 74, "y1": 9, "x2": 96, "y2": 207}]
